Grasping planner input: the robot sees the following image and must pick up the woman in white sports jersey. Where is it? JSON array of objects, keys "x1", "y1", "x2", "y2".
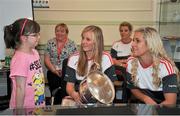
[
  {"x1": 126, "y1": 27, "x2": 179, "y2": 105},
  {"x1": 111, "y1": 21, "x2": 133, "y2": 68},
  {"x1": 64, "y1": 25, "x2": 117, "y2": 104}
]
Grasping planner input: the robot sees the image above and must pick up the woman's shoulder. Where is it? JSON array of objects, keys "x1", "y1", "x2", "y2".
[
  {"x1": 112, "y1": 40, "x2": 121, "y2": 47},
  {"x1": 67, "y1": 39, "x2": 77, "y2": 47},
  {"x1": 67, "y1": 51, "x2": 79, "y2": 66},
  {"x1": 47, "y1": 38, "x2": 56, "y2": 43},
  {"x1": 68, "y1": 51, "x2": 79, "y2": 59},
  {"x1": 111, "y1": 40, "x2": 126, "y2": 50},
  {"x1": 102, "y1": 51, "x2": 113, "y2": 64},
  {"x1": 67, "y1": 38, "x2": 76, "y2": 43},
  {"x1": 103, "y1": 51, "x2": 112, "y2": 57},
  {"x1": 159, "y1": 58, "x2": 173, "y2": 67},
  {"x1": 159, "y1": 58, "x2": 175, "y2": 74},
  {"x1": 68, "y1": 38, "x2": 74, "y2": 42},
  {"x1": 127, "y1": 56, "x2": 136, "y2": 61}
]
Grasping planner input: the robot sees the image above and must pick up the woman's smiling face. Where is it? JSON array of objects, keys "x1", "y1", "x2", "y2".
[
  {"x1": 81, "y1": 31, "x2": 94, "y2": 52},
  {"x1": 131, "y1": 31, "x2": 149, "y2": 57}
]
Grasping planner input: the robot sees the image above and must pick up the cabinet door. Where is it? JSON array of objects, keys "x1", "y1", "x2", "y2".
[{"x1": 159, "y1": 0, "x2": 180, "y2": 37}]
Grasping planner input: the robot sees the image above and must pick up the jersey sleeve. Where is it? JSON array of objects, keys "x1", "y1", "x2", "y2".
[
  {"x1": 64, "y1": 54, "x2": 78, "y2": 83},
  {"x1": 104, "y1": 65, "x2": 118, "y2": 82},
  {"x1": 64, "y1": 66, "x2": 76, "y2": 83},
  {"x1": 110, "y1": 48, "x2": 117, "y2": 59},
  {"x1": 162, "y1": 74, "x2": 178, "y2": 93}
]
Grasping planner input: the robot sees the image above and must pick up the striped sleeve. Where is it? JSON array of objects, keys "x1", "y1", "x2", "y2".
[{"x1": 160, "y1": 59, "x2": 176, "y2": 78}]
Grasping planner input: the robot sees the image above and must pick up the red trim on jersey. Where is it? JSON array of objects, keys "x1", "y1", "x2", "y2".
[
  {"x1": 127, "y1": 56, "x2": 153, "y2": 69},
  {"x1": 160, "y1": 59, "x2": 174, "y2": 75},
  {"x1": 127, "y1": 56, "x2": 135, "y2": 62},
  {"x1": 103, "y1": 51, "x2": 113, "y2": 64}
]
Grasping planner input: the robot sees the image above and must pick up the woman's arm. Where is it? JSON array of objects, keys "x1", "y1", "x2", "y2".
[
  {"x1": 44, "y1": 54, "x2": 60, "y2": 77},
  {"x1": 161, "y1": 73, "x2": 178, "y2": 105},
  {"x1": 66, "y1": 82, "x2": 81, "y2": 104},
  {"x1": 160, "y1": 93, "x2": 177, "y2": 105},
  {"x1": 16, "y1": 76, "x2": 26, "y2": 108},
  {"x1": 131, "y1": 89, "x2": 157, "y2": 105}
]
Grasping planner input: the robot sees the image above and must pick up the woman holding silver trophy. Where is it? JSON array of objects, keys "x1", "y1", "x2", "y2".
[{"x1": 63, "y1": 25, "x2": 118, "y2": 106}]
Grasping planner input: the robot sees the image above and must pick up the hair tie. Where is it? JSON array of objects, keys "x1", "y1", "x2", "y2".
[{"x1": 20, "y1": 18, "x2": 28, "y2": 36}]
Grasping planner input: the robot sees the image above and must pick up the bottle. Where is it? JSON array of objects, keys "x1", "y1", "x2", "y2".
[{"x1": 5, "y1": 56, "x2": 11, "y2": 67}]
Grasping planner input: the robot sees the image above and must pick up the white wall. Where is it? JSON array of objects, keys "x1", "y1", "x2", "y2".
[{"x1": 34, "y1": 0, "x2": 159, "y2": 46}]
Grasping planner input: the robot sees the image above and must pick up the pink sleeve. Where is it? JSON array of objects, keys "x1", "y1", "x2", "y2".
[{"x1": 10, "y1": 53, "x2": 29, "y2": 78}]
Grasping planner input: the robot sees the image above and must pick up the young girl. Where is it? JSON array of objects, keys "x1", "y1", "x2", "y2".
[{"x1": 4, "y1": 18, "x2": 45, "y2": 108}]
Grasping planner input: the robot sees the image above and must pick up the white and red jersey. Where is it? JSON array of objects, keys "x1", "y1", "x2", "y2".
[
  {"x1": 64, "y1": 51, "x2": 117, "y2": 91},
  {"x1": 126, "y1": 56, "x2": 178, "y2": 92},
  {"x1": 126, "y1": 57, "x2": 178, "y2": 103},
  {"x1": 111, "y1": 40, "x2": 132, "y2": 60}
]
